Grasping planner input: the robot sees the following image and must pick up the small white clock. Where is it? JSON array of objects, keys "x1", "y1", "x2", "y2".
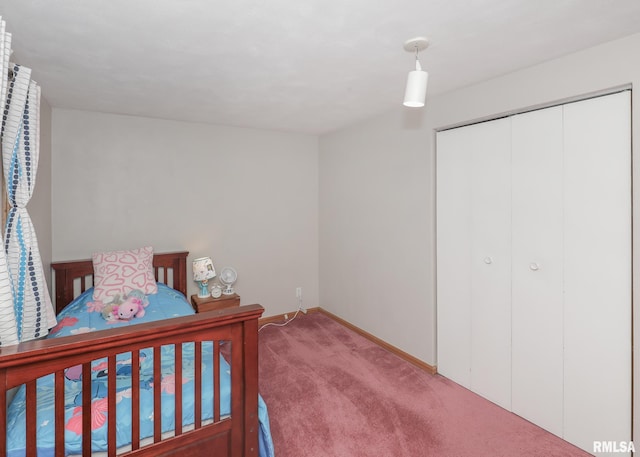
[{"x1": 210, "y1": 284, "x2": 223, "y2": 298}]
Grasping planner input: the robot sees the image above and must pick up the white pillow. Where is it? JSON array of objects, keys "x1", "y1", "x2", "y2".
[{"x1": 92, "y1": 246, "x2": 157, "y2": 302}]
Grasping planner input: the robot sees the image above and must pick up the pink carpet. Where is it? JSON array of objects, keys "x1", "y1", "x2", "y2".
[{"x1": 258, "y1": 312, "x2": 591, "y2": 457}]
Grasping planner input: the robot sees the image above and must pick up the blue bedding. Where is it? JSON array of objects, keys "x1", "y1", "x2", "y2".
[{"x1": 6, "y1": 284, "x2": 274, "y2": 457}]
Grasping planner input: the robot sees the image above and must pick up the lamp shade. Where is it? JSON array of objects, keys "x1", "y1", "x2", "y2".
[
  {"x1": 193, "y1": 257, "x2": 216, "y2": 282},
  {"x1": 403, "y1": 69, "x2": 428, "y2": 107}
]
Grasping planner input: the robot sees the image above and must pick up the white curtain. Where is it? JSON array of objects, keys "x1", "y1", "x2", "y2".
[
  {"x1": 0, "y1": 16, "x2": 20, "y2": 346},
  {"x1": 0, "y1": 60, "x2": 56, "y2": 345}
]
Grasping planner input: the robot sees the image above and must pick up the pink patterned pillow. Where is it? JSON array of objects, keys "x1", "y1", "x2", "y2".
[{"x1": 92, "y1": 246, "x2": 157, "y2": 302}]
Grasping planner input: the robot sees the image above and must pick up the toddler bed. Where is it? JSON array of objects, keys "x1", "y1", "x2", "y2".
[{"x1": 0, "y1": 250, "x2": 274, "y2": 457}]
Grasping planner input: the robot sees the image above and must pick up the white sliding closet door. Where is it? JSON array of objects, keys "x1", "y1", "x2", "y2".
[
  {"x1": 436, "y1": 91, "x2": 631, "y2": 456},
  {"x1": 436, "y1": 126, "x2": 473, "y2": 388},
  {"x1": 437, "y1": 118, "x2": 512, "y2": 408},
  {"x1": 511, "y1": 106, "x2": 564, "y2": 436},
  {"x1": 468, "y1": 119, "x2": 512, "y2": 409},
  {"x1": 562, "y1": 92, "x2": 631, "y2": 453}
]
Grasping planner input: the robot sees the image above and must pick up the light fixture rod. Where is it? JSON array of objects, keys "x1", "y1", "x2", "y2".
[{"x1": 415, "y1": 54, "x2": 422, "y2": 71}]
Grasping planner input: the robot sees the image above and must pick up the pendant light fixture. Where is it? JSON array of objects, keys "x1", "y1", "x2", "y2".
[{"x1": 403, "y1": 37, "x2": 430, "y2": 108}]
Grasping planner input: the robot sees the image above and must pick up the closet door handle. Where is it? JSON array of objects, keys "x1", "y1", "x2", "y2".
[
  {"x1": 484, "y1": 257, "x2": 493, "y2": 265},
  {"x1": 529, "y1": 262, "x2": 540, "y2": 271}
]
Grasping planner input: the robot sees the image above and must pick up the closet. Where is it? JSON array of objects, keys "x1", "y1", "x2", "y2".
[{"x1": 436, "y1": 91, "x2": 631, "y2": 456}]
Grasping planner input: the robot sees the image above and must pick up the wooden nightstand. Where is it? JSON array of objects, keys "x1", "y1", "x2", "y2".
[{"x1": 190, "y1": 293, "x2": 240, "y2": 313}]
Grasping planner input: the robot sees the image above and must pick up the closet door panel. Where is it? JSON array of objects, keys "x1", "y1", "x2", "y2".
[
  {"x1": 468, "y1": 118, "x2": 512, "y2": 409},
  {"x1": 436, "y1": 128, "x2": 473, "y2": 387},
  {"x1": 511, "y1": 106, "x2": 564, "y2": 436},
  {"x1": 563, "y1": 92, "x2": 631, "y2": 454}
]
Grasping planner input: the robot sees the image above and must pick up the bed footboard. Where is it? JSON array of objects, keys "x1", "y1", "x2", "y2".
[{"x1": 0, "y1": 304, "x2": 264, "y2": 457}]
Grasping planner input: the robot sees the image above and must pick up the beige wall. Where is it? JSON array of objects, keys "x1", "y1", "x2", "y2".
[
  {"x1": 30, "y1": 95, "x2": 53, "y2": 289},
  {"x1": 319, "y1": 113, "x2": 433, "y2": 362},
  {"x1": 51, "y1": 110, "x2": 319, "y2": 317},
  {"x1": 319, "y1": 32, "x2": 640, "y2": 434}
]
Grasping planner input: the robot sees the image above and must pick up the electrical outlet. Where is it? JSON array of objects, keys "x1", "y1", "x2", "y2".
[{"x1": 296, "y1": 287, "x2": 302, "y2": 298}]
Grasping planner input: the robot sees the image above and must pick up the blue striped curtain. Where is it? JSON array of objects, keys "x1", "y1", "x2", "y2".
[{"x1": 0, "y1": 62, "x2": 56, "y2": 345}]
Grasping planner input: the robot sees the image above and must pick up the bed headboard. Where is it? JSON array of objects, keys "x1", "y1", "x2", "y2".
[{"x1": 51, "y1": 251, "x2": 189, "y2": 315}]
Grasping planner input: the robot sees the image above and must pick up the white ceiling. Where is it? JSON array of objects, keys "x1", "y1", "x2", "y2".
[{"x1": 2, "y1": 0, "x2": 640, "y2": 135}]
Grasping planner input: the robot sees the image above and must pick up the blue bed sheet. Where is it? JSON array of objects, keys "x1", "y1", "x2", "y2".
[{"x1": 6, "y1": 284, "x2": 274, "y2": 457}]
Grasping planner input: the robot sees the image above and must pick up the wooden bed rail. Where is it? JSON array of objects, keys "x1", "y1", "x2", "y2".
[{"x1": 0, "y1": 304, "x2": 264, "y2": 457}]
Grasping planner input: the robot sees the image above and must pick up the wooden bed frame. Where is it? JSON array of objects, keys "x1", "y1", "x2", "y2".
[{"x1": 0, "y1": 251, "x2": 265, "y2": 457}]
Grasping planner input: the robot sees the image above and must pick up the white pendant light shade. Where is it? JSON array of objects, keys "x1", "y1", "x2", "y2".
[
  {"x1": 403, "y1": 65, "x2": 429, "y2": 107},
  {"x1": 402, "y1": 36, "x2": 430, "y2": 108}
]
